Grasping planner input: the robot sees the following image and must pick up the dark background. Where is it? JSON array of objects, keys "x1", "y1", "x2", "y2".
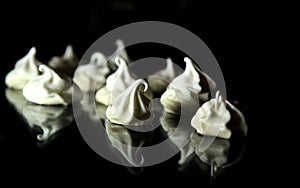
[{"x1": 0, "y1": 1, "x2": 272, "y2": 186}]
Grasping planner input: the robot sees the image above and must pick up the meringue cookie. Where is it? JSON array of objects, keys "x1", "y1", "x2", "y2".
[
  {"x1": 191, "y1": 91, "x2": 246, "y2": 139},
  {"x1": 48, "y1": 45, "x2": 79, "y2": 77},
  {"x1": 105, "y1": 120, "x2": 151, "y2": 167},
  {"x1": 106, "y1": 79, "x2": 151, "y2": 126},
  {"x1": 5, "y1": 47, "x2": 41, "y2": 90},
  {"x1": 160, "y1": 57, "x2": 216, "y2": 115},
  {"x1": 73, "y1": 52, "x2": 110, "y2": 92},
  {"x1": 23, "y1": 65, "x2": 82, "y2": 105},
  {"x1": 96, "y1": 57, "x2": 136, "y2": 106},
  {"x1": 108, "y1": 39, "x2": 130, "y2": 70},
  {"x1": 147, "y1": 58, "x2": 177, "y2": 96},
  {"x1": 22, "y1": 104, "x2": 73, "y2": 145}
]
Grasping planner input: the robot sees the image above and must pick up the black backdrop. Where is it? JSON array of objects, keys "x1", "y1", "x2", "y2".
[{"x1": 0, "y1": 1, "x2": 270, "y2": 186}]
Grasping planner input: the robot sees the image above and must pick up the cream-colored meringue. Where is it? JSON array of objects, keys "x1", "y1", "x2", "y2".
[
  {"x1": 108, "y1": 39, "x2": 130, "y2": 70},
  {"x1": 23, "y1": 65, "x2": 82, "y2": 105},
  {"x1": 5, "y1": 47, "x2": 41, "y2": 90},
  {"x1": 95, "y1": 57, "x2": 136, "y2": 106},
  {"x1": 160, "y1": 57, "x2": 216, "y2": 114},
  {"x1": 147, "y1": 58, "x2": 177, "y2": 95},
  {"x1": 48, "y1": 45, "x2": 79, "y2": 77},
  {"x1": 191, "y1": 91, "x2": 231, "y2": 139},
  {"x1": 105, "y1": 120, "x2": 150, "y2": 167},
  {"x1": 106, "y1": 79, "x2": 151, "y2": 126},
  {"x1": 22, "y1": 104, "x2": 73, "y2": 145},
  {"x1": 73, "y1": 52, "x2": 110, "y2": 92}
]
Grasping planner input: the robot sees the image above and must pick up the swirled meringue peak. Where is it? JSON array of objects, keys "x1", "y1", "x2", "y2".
[
  {"x1": 5, "y1": 47, "x2": 41, "y2": 90},
  {"x1": 74, "y1": 52, "x2": 110, "y2": 92},
  {"x1": 191, "y1": 91, "x2": 239, "y2": 139},
  {"x1": 160, "y1": 57, "x2": 216, "y2": 115},
  {"x1": 95, "y1": 57, "x2": 136, "y2": 106},
  {"x1": 147, "y1": 58, "x2": 178, "y2": 96},
  {"x1": 106, "y1": 79, "x2": 151, "y2": 126},
  {"x1": 48, "y1": 45, "x2": 79, "y2": 77},
  {"x1": 23, "y1": 65, "x2": 82, "y2": 105}
]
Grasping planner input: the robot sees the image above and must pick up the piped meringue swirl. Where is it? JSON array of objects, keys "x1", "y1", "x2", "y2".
[
  {"x1": 106, "y1": 79, "x2": 151, "y2": 126},
  {"x1": 23, "y1": 65, "x2": 82, "y2": 105}
]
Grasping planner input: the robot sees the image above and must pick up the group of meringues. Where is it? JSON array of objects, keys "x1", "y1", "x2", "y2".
[{"x1": 5, "y1": 39, "x2": 247, "y2": 139}]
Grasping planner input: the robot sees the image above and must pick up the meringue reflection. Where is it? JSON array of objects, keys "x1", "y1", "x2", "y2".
[
  {"x1": 105, "y1": 120, "x2": 153, "y2": 173},
  {"x1": 22, "y1": 103, "x2": 74, "y2": 147},
  {"x1": 80, "y1": 92, "x2": 103, "y2": 121},
  {"x1": 160, "y1": 112, "x2": 195, "y2": 166},
  {"x1": 160, "y1": 112, "x2": 246, "y2": 181},
  {"x1": 5, "y1": 88, "x2": 28, "y2": 115}
]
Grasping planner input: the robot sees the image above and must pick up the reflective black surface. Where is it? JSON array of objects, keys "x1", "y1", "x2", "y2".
[
  {"x1": 2, "y1": 87, "x2": 249, "y2": 185},
  {"x1": 0, "y1": 2, "x2": 267, "y2": 186}
]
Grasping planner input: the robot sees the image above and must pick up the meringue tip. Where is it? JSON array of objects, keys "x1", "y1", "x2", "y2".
[
  {"x1": 65, "y1": 44, "x2": 73, "y2": 52},
  {"x1": 137, "y1": 79, "x2": 148, "y2": 92},
  {"x1": 184, "y1": 57, "x2": 192, "y2": 64},
  {"x1": 115, "y1": 56, "x2": 125, "y2": 67},
  {"x1": 38, "y1": 64, "x2": 49, "y2": 72},
  {"x1": 115, "y1": 39, "x2": 124, "y2": 47},
  {"x1": 29, "y1": 47, "x2": 36, "y2": 55},
  {"x1": 64, "y1": 45, "x2": 74, "y2": 57},
  {"x1": 141, "y1": 80, "x2": 148, "y2": 92}
]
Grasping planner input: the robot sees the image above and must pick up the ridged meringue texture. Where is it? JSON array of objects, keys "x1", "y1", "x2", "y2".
[
  {"x1": 160, "y1": 57, "x2": 216, "y2": 115},
  {"x1": 48, "y1": 45, "x2": 79, "y2": 77},
  {"x1": 96, "y1": 57, "x2": 136, "y2": 106},
  {"x1": 191, "y1": 91, "x2": 247, "y2": 139},
  {"x1": 106, "y1": 79, "x2": 151, "y2": 126},
  {"x1": 23, "y1": 64, "x2": 82, "y2": 105},
  {"x1": 5, "y1": 47, "x2": 41, "y2": 90},
  {"x1": 147, "y1": 58, "x2": 177, "y2": 96},
  {"x1": 73, "y1": 52, "x2": 110, "y2": 92},
  {"x1": 22, "y1": 104, "x2": 73, "y2": 146}
]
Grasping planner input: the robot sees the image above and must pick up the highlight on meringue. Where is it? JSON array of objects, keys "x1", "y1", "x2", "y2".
[
  {"x1": 5, "y1": 47, "x2": 41, "y2": 90},
  {"x1": 23, "y1": 64, "x2": 82, "y2": 106},
  {"x1": 160, "y1": 57, "x2": 216, "y2": 115}
]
